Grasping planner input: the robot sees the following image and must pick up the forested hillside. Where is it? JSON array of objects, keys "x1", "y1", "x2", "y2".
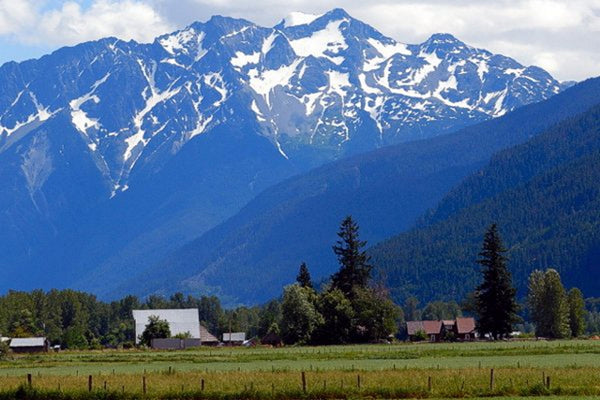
[
  {"x1": 371, "y1": 103, "x2": 600, "y2": 303},
  {"x1": 121, "y1": 78, "x2": 600, "y2": 304}
]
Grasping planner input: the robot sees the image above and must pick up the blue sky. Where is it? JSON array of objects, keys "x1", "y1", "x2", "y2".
[{"x1": 1, "y1": 0, "x2": 599, "y2": 81}]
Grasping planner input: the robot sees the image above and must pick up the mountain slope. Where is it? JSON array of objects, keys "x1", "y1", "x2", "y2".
[
  {"x1": 0, "y1": 9, "x2": 566, "y2": 294},
  {"x1": 123, "y1": 77, "x2": 600, "y2": 304},
  {"x1": 370, "y1": 101, "x2": 600, "y2": 303}
]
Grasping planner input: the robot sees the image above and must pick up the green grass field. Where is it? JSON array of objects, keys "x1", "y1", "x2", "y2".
[{"x1": 1, "y1": 340, "x2": 600, "y2": 399}]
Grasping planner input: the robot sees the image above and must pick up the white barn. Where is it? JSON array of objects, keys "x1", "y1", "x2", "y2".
[{"x1": 132, "y1": 309, "x2": 200, "y2": 344}]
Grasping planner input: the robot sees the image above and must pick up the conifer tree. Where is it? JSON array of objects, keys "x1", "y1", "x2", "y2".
[
  {"x1": 296, "y1": 262, "x2": 313, "y2": 288},
  {"x1": 475, "y1": 224, "x2": 518, "y2": 339},
  {"x1": 331, "y1": 216, "x2": 372, "y2": 296}
]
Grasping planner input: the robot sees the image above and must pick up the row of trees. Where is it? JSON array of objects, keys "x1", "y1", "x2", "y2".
[
  {"x1": 471, "y1": 223, "x2": 586, "y2": 339},
  {"x1": 279, "y1": 216, "x2": 401, "y2": 344},
  {"x1": 0, "y1": 219, "x2": 594, "y2": 349},
  {"x1": 0, "y1": 289, "x2": 271, "y2": 349},
  {"x1": 528, "y1": 269, "x2": 585, "y2": 338},
  {"x1": 0, "y1": 217, "x2": 400, "y2": 349}
]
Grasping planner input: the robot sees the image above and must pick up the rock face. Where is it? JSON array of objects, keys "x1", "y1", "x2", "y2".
[{"x1": 0, "y1": 9, "x2": 565, "y2": 295}]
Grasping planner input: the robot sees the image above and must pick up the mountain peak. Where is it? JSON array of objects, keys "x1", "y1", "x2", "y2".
[
  {"x1": 322, "y1": 8, "x2": 352, "y2": 20},
  {"x1": 424, "y1": 33, "x2": 465, "y2": 46}
]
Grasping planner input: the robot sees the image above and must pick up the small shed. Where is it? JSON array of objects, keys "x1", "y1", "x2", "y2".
[
  {"x1": 222, "y1": 332, "x2": 245, "y2": 346},
  {"x1": 455, "y1": 317, "x2": 476, "y2": 341},
  {"x1": 406, "y1": 321, "x2": 442, "y2": 342},
  {"x1": 199, "y1": 325, "x2": 219, "y2": 346},
  {"x1": 261, "y1": 332, "x2": 283, "y2": 347},
  {"x1": 9, "y1": 337, "x2": 49, "y2": 353}
]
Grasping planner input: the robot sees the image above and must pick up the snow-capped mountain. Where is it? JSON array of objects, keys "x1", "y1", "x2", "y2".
[
  {"x1": 0, "y1": 9, "x2": 566, "y2": 295},
  {"x1": 1, "y1": 9, "x2": 563, "y2": 195}
]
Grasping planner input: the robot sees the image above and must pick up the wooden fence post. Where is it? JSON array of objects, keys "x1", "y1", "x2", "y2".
[
  {"x1": 357, "y1": 374, "x2": 361, "y2": 389},
  {"x1": 143, "y1": 376, "x2": 147, "y2": 395},
  {"x1": 27, "y1": 374, "x2": 32, "y2": 387},
  {"x1": 489, "y1": 368, "x2": 494, "y2": 391},
  {"x1": 428, "y1": 376, "x2": 432, "y2": 392},
  {"x1": 546, "y1": 376, "x2": 551, "y2": 389},
  {"x1": 88, "y1": 375, "x2": 93, "y2": 392},
  {"x1": 542, "y1": 371, "x2": 545, "y2": 385},
  {"x1": 201, "y1": 378, "x2": 205, "y2": 391},
  {"x1": 301, "y1": 371, "x2": 307, "y2": 393}
]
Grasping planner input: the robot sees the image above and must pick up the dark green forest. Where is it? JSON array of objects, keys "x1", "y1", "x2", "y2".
[{"x1": 371, "y1": 103, "x2": 600, "y2": 305}]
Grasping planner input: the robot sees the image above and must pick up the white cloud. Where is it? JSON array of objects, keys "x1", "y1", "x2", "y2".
[
  {"x1": 0, "y1": 0, "x2": 37, "y2": 35},
  {"x1": 1, "y1": 0, "x2": 172, "y2": 46},
  {"x1": 0, "y1": 0, "x2": 599, "y2": 81}
]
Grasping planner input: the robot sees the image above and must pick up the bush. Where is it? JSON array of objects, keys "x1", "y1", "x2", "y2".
[
  {"x1": 0, "y1": 341, "x2": 9, "y2": 359},
  {"x1": 412, "y1": 329, "x2": 427, "y2": 341}
]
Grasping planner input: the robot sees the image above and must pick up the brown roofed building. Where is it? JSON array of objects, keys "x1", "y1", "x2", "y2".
[
  {"x1": 199, "y1": 325, "x2": 219, "y2": 346},
  {"x1": 406, "y1": 320, "x2": 442, "y2": 342},
  {"x1": 455, "y1": 317, "x2": 476, "y2": 341},
  {"x1": 407, "y1": 317, "x2": 477, "y2": 342}
]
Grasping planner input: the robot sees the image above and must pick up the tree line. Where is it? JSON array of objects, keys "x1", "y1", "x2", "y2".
[
  {"x1": 0, "y1": 219, "x2": 597, "y2": 350},
  {"x1": 466, "y1": 223, "x2": 586, "y2": 339}
]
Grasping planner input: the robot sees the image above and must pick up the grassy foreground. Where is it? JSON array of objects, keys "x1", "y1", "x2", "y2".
[{"x1": 1, "y1": 340, "x2": 600, "y2": 399}]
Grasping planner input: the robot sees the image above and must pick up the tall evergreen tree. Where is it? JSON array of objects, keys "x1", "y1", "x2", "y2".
[
  {"x1": 568, "y1": 287, "x2": 586, "y2": 337},
  {"x1": 475, "y1": 224, "x2": 519, "y2": 339},
  {"x1": 296, "y1": 262, "x2": 313, "y2": 289},
  {"x1": 331, "y1": 216, "x2": 372, "y2": 295}
]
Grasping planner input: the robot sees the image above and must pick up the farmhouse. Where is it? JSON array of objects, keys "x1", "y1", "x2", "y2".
[
  {"x1": 222, "y1": 332, "x2": 246, "y2": 346},
  {"x1": 455, "y1": 317, "x2": 476, "y2": 340},
  {"x1": 406, "y1": 320, "x2": 442, "y2": 342},
  {"x1": 406, "y1": 317, "x2": 477, "y2": 342},
  {"x1": 9, "y1": 337, "x2": 49, "y2": 353},
  {"x1": 132, "y1": 309, "x2": 200, "y2": 345}
]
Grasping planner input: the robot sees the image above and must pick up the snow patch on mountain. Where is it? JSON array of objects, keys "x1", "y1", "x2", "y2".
[
  {"x1": 69, "y1": 73, "x2": 111, "y2": 145},
  {"x1": 289, "y1": 19, "x2": 348, "y2": 62},
  {"x1": 364, "y1": 38, "x2": 411, "y2": 71},
  {"x1": 248, "y1": 60, "x2": 301, "y2": 106},
  {"x1": 282, "y1": 12, "x2": 322, "y2": 27}
]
